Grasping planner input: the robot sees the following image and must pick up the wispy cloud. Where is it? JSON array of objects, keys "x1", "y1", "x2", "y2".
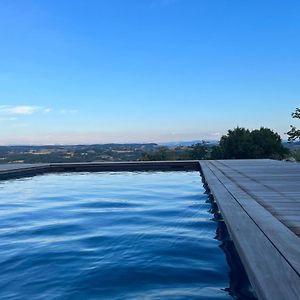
[
  {"x1": 0, "y1": 105, "x2": 41, "y2": 115},
  {"x1": 0, "y1": 105, "x2": 76, "y2": 116}
]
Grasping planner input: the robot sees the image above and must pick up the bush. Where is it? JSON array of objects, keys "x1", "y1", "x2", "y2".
[{"x1": 211, "y1": 127, "x2": 288, "y2": 159}]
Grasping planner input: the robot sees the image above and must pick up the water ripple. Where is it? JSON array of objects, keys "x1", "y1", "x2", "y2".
[{"x1": 0, "y1": 172, "x2": 232, "y2": 299}]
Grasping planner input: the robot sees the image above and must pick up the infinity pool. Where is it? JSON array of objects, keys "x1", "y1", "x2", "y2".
[{"x1": 0, "y1": 171, "x2": 233, "y2": 299}]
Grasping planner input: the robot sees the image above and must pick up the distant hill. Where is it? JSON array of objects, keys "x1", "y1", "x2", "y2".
[
  {"x1": 159, "y1": 140, "x2": 218, "y2": 147},
  {"x1": 0, "y1": 143, "x2": 159, "y2": 164},
  {"x1": 283, "y1": 141, "x2": 300, "y2": 150}
]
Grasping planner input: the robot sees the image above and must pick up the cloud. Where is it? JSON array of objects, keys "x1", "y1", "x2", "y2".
[
  {"x1": 0, "y1": 105, "x2": 40, "y2": 115},
  {"x1": 0, "y1": 105, "x2": 72, "y2": 116}
]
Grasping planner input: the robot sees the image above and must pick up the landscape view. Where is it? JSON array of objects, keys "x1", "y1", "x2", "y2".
[
  {"x1": 0, "y1": 133, "x2": 299, "y2": 164},
  {"x1": 0, "y1": 1, "x2": 300, "y2": 300}
]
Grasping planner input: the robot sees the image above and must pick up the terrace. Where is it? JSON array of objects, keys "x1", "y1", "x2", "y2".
[{"x1": 0, "y1": 160, "x2": 299, "y2": 299}]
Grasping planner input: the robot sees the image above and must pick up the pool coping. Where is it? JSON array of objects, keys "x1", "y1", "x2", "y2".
[{"x1": 0, "y1": 161, "x2": 200, "y2": 180}]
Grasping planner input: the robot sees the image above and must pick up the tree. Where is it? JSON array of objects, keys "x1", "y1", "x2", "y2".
[
  {"x1": 251, "y1": 128, "x2": 288, "y2": 158},
  {"x1": 210, "y1": 145, "x2": 224, "y2": 159},
  {"x1": 219, "y1": 127, "x2": 254, "y2": 159},
  {"x1": 212, "y1": 127, "x2": 288, "y2": 159},
  {"x1": 189, "y1": 142, "x2": 209, "y2": 160},
  {"x1": 287, "y1": 108, "x2": 300, "y2": 141}
]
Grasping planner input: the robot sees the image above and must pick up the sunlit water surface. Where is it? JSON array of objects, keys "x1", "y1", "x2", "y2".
[{"x1": 0, "y1": 172, "x2": 232, "y2": 299}]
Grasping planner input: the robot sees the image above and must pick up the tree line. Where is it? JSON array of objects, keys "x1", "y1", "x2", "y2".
[{"x1": 142, "y1": 108, "x2": 300, "y2": 161}]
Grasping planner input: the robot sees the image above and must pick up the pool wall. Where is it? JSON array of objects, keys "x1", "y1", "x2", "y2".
[{"x1": 0, "y1": 161, "x2": 200, "y2": 180}]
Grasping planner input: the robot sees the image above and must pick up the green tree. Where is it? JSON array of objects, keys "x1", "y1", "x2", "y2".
[
  {"x1": 189, "y1": 143, "x2": 209, "y2": 160},
  {"x1": 212, "y1": 127, "x2": 288, "y2": 159},
  {"x1": 287, "y1": 108, "x2": 300, "y2": 141},
  {"x1": 219, "y1": 127, "x2": 254, "y2": 159},
  {"x1": 251, "y1": 128, "x2": 288, "y2": 158},
  {"x1": 210, "y1": 145, "x2": 224, "y2": 159}
]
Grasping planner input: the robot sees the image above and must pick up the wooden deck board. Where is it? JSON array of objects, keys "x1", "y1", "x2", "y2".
[{"x1": 199, "y1": 159, "x2": 300, "y2": 300}]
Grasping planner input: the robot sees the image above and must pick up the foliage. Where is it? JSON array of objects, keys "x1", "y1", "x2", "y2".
[
  {"x1": 251, "y1": 128, "x2": 288, "y2": 158},
  {"x1": 189, "y1": 142, "x2": 210, "y2": 159},
  {"x1": 210, "y1": 145, "x2": 224, "y2": 159},
  {"x1": 290, "y1": 149, "x2": 300, "y2": 162},
  {"x1": 141, "y1": 143, "x2": 210, "y2": 161},
  {"x1": 211, "y1": 127, "x2": 288, "y2": 159},
  {"x1": 287, "y1": 108, "x2": 300, "y2": 141},
  {"x1": 217, "y1": 127, "x2": 253, "y2": 159}
]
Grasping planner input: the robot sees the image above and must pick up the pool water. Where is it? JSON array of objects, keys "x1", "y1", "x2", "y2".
[{"x1": 0, "y1": 171, "x2": 233, "y2": 299}]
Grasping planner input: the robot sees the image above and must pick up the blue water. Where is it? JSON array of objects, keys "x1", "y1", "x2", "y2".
[{"x1": 0, "y1": 171, "x2": 232, "y2": 300}]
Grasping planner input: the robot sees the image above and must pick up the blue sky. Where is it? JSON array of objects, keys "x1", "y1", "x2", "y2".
[{"x1": 0, "y1": 0, "x2": 299, "y2": 144}]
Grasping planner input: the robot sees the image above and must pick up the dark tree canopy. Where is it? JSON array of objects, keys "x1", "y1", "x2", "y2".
[
  {"x1": 287, "y1": 108, "x2": 300, "y2": 141},
  {"x1": 219, "y1": 127, "x2": 253, "y2": 159},
  {"x1": 189, "y1": 142, "x2": 209, "y2": 160},
  {"x1": 212, "y1": 127, "x2": 288, "y2": 159}
]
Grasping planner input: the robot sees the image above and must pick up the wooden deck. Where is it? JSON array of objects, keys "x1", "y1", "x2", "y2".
[
  {"x1": 0, "y1": 159, "x2": 299, "y2": 300},
  {"x1": 199, "y1": 159, "x2": 300, "y2": 300}
]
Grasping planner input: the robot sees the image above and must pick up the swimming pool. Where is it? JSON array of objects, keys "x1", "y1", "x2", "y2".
[{"x1": 0, "y1": 171, "x2": 235, "y2": 299}]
